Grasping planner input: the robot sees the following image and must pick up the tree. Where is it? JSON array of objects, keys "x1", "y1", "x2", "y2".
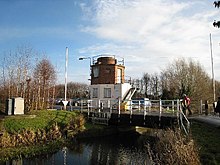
[
  {"x1": 142, "y1": 73, "x2": 151, "y2": 98},
  {"x1": 67, "y1": 82, "x2": 89, "y2": 98},
  {"x1": 33, "y1": 58, "x2": 56, "y2": 110},
  {"x1": 0, "y1": 45, "x2": 35, "y2": 112},
  {"x1": 213, "y1": 1, "x2": 220, "y2": 28},
  {"x1": 55, "y1": 82, "x2": 89, "y2": 99},
  {"x1": 161, "y1": 58, "x2": 213, "y2": 112},
  {"x1": 150, "y1": 73, "x2": 161, "y2": 99}
]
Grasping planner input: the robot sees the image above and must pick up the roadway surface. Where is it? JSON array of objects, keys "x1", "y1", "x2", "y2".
[{"x1": 190, "y1": 115, "x2": 220, "y2": 127}]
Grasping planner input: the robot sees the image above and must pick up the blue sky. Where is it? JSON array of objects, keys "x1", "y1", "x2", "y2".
[{"x1": 1, "y1": 0, "x2": 220, "y2": 84}]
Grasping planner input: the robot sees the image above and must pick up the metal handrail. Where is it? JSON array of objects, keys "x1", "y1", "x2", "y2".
[
  {"x1": 83, "y1": 98, "x2": 191, "y2": 128},
  {"x1": 179, "y1": 105, "x2": 190, "y2": 135}
]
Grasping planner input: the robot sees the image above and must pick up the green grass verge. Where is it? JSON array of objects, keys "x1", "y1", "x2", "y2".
[
  {"x1": 191, "y1": 121, "x2": 220, "y2": 165},
  {"x1": 2, "y1": 110, "x2": 79, "y2": 133}
]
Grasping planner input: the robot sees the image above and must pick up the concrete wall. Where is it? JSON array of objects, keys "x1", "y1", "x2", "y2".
[{"x1": 90, "y1": 83, "x2": 132, "y2": 108}]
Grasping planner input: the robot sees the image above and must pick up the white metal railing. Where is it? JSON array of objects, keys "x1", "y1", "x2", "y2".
[
  {"x1": 178, "y1": 104, "x2": 190, "y2": 135},
  {"x1": 82, "y1": 99, "x2": 180, "y2": 115},
  {"x1": 80, "y1": 98, "x2": 190, "y2": 132}
]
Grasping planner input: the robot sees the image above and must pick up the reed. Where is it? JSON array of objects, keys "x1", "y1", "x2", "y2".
[{"x1": 147, "y1": 128, "x2": 200, "y2": 165}]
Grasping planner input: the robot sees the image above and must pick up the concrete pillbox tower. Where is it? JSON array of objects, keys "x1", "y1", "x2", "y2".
[
  {"x1": 89, "y1": 55, "x2": 134, "y2": 109},
  {"x1": 91, "y1": 56, "x2": 125, "y2": 85}
]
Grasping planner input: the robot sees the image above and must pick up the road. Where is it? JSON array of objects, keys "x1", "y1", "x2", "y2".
[{"x1": 190, "y1": 115, "x2": 220, "y2": 127}]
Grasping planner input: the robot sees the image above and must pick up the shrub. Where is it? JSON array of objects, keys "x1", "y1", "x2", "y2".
[{"x1": 147, "y1": 128, "x2": 200, "y2": 165}]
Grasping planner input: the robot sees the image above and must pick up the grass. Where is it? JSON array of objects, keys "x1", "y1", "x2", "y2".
[
  {"x1": 191, "y1": 121, "x2": 220, "y2": 165},
  {"x1": 0, "y1": 140, "x2": 64, "y2": 162},
  {"x1": 0, "y1": 110, "x2": 85, "y2": 162},
  {"x1": 2, "y1": 110, "x2": 79, "y2": 133},
  {"x1": 2, "y1": 110, "x2": 219, "y2": 164}
]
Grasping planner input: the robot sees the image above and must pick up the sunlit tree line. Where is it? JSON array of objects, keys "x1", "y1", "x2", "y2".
[
  {"x1": 0, "y1": 46, "x2": 88, "y2": 112},
  {"x1": 135, "y1": 58, "x2": 220, "y2": 112},
  {"x1": 1, "y1": 46, "x2": 220, "y2": 113}
]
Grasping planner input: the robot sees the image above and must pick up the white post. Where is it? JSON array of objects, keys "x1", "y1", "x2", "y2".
[
  {"x1": 118, "y1": 98, "x2": 121, "y2": 115},
  {"x1": 118, "y1": 98, "x2": 121, "y2": 123},
  {"x1": 98, "y1": 100, "x2": 101, "y2": 113},
  {"x1": 138, "y1": 100, "x2": 141, "y2": 111},
  {"x1": 130, "y1": 103, "x2": 132, "y2": 123},
  {"x1": 172, "y1": 100, "x2": 174, "y2": 113},
  {"x1": 65, "y1": 47, "x2": 68, "y2": 101},
  {"x1": 210, "y1": 33, "x2": 216, "y2": 102},
  {"x1": 159, "y1": 99, "x2": 162, "y2": 115},
  {"x1": 62, "y1": 47, "x2": 68, "y2": 110},
  {"x1": 108, "y1": 100, "x2": 110, "y2": 108},
  {"x1": 200, "y1": 100, "x2": 203, "y2": 114}
]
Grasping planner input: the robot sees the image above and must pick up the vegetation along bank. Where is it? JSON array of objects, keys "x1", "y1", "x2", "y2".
[{"x1": 0, "y1": 110, "x2": 219, "y2": 164}]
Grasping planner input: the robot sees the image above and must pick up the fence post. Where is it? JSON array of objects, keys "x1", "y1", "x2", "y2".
[
  {"x1": 159, "y1": 99, "x2": 162, "y2": 115},
  {"x1": 159, "y1": 99, "x2": 162, "y2": 127},
  {"x1": 177, "y1": 99, "x2": 180, "y2": 118},
  {"x1": 138, "y1": 100, "x2": 141, "y2": 111},
  {"x1": 98, "y1": 100, "x2": 101, "y2": 113},
  {"x1": 200, "y1": 100, "x2": 203, "y2": 114},
  {"x1": 144, "y1": 108, "x2": 146, "y2": 125},
  {"x1": 118, "y1": 98, "x2": 121, "y2": 115},
  {"x1": 87, "y1": 100, "x2": 90, "y2": 116},
  {"x1": 172, "y1": 100, "x2": 174, "y2": 113},
  {"x1": 130, "y1": 104, "x2": 132, "y2": 124},
  {"x1": 118, "y1": 98, "x2": 121, "y2": 123},
  {"x1": 107, "y1": 100, "x2": 110, "y2": 108}
]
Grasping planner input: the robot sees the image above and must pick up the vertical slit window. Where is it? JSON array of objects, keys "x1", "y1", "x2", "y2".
[{"x1": 93, "y1": 88, "x2": 98, "y2": 98}]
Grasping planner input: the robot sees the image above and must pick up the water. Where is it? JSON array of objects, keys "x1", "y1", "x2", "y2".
[{"x1": 5, "y1": 132, "x2": 151, "y2": 165}]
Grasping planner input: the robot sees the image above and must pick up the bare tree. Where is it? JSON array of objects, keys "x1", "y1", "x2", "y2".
[
  {"x1": 33, "y1": 58, "x2": 56, "y2": 110},
  {"x1": 55, "y1": 82, "x2": 89, "y2": 99},
  {"x1": 150, "y1": 73, "x2": 161, "y2": 99},
  {"x1": 0, "y1": 45, "x2": 34, "y2": 112},
  {"x1": 213, "y1": 1, "x2": 220, "y2": 28},
  {"x1": 161, "y1": 58, "x2": 213, "y2": 112},
  {"x1": 142, "y1": 73, "x2": 151, "y2": 98}
]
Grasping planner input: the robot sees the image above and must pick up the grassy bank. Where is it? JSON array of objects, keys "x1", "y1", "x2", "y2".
[
  {"x1": 191, "y1": 121, "x2": 220, "y2": 165},
  {"x1": 1, "y1": 110, "x2": 219, "y2": 164},
  {"x1": 2, "y1": 110, "x2": 81, "y2": 133},
  {"x1": 0, "y1": 110, "x2": 85, "y2": 162},
  {"x1": 0, "y1": 140, "x2": 63, "y2": 162}
]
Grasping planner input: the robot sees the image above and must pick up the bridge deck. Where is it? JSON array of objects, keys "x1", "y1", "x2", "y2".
[{"x1": 86, "y1": 110, "x2": 178, "y2": 128}]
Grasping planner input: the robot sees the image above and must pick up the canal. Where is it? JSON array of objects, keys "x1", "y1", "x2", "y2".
[{"x1": 4, "y1": 130, "x2": 152, "y2": 165}]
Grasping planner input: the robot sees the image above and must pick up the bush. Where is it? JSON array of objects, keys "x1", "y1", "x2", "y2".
[{"x1": 147, "y1": 128, "x2": 200, "y2": 165}]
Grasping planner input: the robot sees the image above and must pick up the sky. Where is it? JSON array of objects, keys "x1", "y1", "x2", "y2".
[{"x1": 1, "y1": 0, "x2": 220, "y2": 84}]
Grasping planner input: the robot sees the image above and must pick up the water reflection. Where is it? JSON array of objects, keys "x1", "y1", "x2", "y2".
[{"x1": 4, "y1": 132, "x2": 151, "y2": 165}]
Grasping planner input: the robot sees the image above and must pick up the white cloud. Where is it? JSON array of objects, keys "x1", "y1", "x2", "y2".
[{"x1": 79, "y1": 0, "x2": 220, "y2": 80}]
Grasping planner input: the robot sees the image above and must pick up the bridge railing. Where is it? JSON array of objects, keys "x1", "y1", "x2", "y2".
[
  {"x1": 178, "y1": 104, "x2": 190, "y2": 135},
  {"x1": 84, "y1": 98, "x2": 181, "y2": 116},
  {"x1": 84, "y1": 99, "x2": 190, "y2": 132},
  {"x1": 120, "y1": 99, "x2": 180, "y2": 115}
]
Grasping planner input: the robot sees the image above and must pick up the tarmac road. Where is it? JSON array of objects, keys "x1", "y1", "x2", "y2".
[{"x1": 190, "y1": 115, "x2": 220, "y2": 127}]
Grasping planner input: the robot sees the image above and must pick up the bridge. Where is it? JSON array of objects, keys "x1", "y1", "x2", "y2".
[{"x1": 80, "y1": 99, "x2": 190, "y2": 134}]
